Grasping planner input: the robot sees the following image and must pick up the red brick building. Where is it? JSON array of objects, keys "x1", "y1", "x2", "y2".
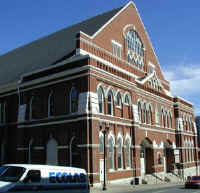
[{"x1": 0, "y1": 1, "x2": 199, "y2": 184}]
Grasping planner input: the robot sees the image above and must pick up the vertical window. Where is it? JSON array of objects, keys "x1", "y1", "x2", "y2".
[
  {"x1": 99, "y1": 133, "x2": 104, "y2": 153},
  {"x1": 155, "y1": 104, "x2": 159, "y2": 124},
  {"x1": 98, "y1": 87, "x2": 104, "y2": 114},
  {"x1": 48, "y1": 92, "x2": 54, "y2": 117},
  {"x1": 138, "y1": 102, "x2": 142, "y2": 122},
  {"x1": 125, "y1": 95, "x2": 130, "y2": 105},
  {"x1": 125, "y1": 138, "x2": 131, "y2": 168},
  {"x1": 0, "y1": 102, "x2": 6, "y2": 124},
  {"x1": 149, "y1": 106, "x2": 152, "y2": 125},
  {"x1": 169, "y1": 113, "x2": 172, "y2": 128},
  {"x1": 143, "y1": 104, "x2": 147, "y2": 123},
  {"x1": 108, "y1": 136, "x2": 114, "y2": 170},
  {"x1": 107, "y1": 91, "x2": 113, "y2": 115},
  {"x1": 112, "y1": 41, "x2": 122, "y2": 58},
  {"x1": 29, "y1": 97, "x2": 33, "y2": 120},
  {"x1": 70, "y1": 87, "x2": 78, "y2": 113},
  {"x1": 117, "y1": 136, "x2": 123, "y2": 169},
  {"x1": 116, "y1": 93, "x2": 122, "y2": 107}
]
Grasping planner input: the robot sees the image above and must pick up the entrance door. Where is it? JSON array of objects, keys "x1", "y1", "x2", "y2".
[{"x1": 99, "y1": 159, "x2": 105, "y2": 182}]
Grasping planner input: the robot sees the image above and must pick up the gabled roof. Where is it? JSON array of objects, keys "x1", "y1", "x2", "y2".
[{"x1": 0, "y1": 6, "x2": 122, "y2": 85}]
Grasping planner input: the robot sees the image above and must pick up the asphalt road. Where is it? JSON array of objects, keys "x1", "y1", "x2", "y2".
[{"x1": 91, "y1": 183, "x2": 200, "y2": 193}]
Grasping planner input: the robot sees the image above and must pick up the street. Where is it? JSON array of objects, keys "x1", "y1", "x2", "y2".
[{"x1": 91, "y1": 183, "x2": 200, "y2": 193}]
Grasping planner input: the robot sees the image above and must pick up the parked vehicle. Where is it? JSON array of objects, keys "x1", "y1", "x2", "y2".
[
  {"x1": 0, "y1": 164, "x2": 89, "y2": 192},
  {"x1": 185, "y1": 176, "x2": 200, "y2": 188}
]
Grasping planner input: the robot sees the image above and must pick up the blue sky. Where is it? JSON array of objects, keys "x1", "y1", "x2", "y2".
[{"x1": 1, "y1": 0, "x2": 200, "y2": 115}]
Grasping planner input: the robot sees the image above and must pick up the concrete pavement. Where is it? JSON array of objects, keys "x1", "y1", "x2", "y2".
[{"x1": 90, "y1": 182, "x2": 184, "y2": 193}]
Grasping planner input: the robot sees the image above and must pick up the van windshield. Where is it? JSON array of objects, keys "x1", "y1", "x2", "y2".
[{"x1": 0, "y1": 166, "x2": 26, "y2": 182}]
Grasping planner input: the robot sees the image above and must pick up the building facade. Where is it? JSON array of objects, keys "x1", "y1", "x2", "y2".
[{"x1": 0, "y1": 1, "x2": 199, "y2": 184}]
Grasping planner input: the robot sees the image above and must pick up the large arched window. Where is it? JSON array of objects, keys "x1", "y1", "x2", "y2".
[
  {"x1": 126, "y1": 30, "x2": 144, "y2": 70},
  {"x1": 70, "y1": 87, "x2": 78, "y2": 113},
  {"x1": 97, "y1": 87, "x2": 104, "y2": 114},
  {"x1": 117, "y1": 136, "x2": 123, "y2": 169},
  {"x1": 125, "y1": 137, "x2": 131, "y2": 168},
  {"x1": 48, "y1": 92, "x2": 54, "y2": 117},
  {"x1": 107, "y1": 91, "x2": 113, "y2": 115},
  {"x1": 30, "y1": 96, "x2": 41, "y2": 120},
  {"x1": 108, "y1": 135, "x2": 115, "y2": 170}
]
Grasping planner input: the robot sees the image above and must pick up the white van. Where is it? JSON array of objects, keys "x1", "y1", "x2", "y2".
[{"x1": 0, "y1": 164, "x2": 90, "y2": 193}]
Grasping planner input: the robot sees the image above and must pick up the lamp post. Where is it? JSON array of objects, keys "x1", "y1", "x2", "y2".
[{"x1": 99, "y1": 121, "x2": 109, "y2": 191}]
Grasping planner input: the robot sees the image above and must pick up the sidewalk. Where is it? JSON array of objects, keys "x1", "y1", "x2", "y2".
[{"x1": 90, "y1": 182, "x2": 184, "y2": 193}]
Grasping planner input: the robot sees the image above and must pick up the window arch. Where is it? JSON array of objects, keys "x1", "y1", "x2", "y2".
[
  {"x1": 116, "y1": 92, "x2": 122, "y2": 107},
  {"x1": 97, "y1": 87, "x2": 104, "y2": 114},
  {"x1": 99, "y1": 132, "x2": 104, "y2": 153},
  {"x1": 107, "y1": 90, "x2": 114, "y2": 115},
  {"x1": 126, "y1": 30, "x2": 144, "y2": 70},
  {"x1": 127, "y1": 30, "x2": 144, "y2": 57},
  {"x1": 70, "y1": 87, "x2": 78, "y2": 113},
  {"x1": 48, "y1": 91, "x2": 54, "y2": 117},
  {"x1": 108, "y1": 135, "x2": 115, "y2": 170},
  {"x1": 125, "y1": 136, "x2": 131, "y2": 168},
  {"x1": 117, "y1": 135, "x2": 123, "y2": 169}
]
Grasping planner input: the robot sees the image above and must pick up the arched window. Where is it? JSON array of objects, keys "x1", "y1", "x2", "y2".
[
  {"x1": 138, "y1": 102, "x2": 142, "y2": 122},
  {"x1": 127, "y1": 30, "x2": 144, "y2": 57},
  {"x1": 126, "y1": 30, "x2": 144, "y2": 70},
  {"x1": 143, "y1": 103, "x2": 147, "y2": 123},
  {"x1": 108, "y1": 136, "x2": 115, "y2": 170},
  {"x1": 70, "y1": 87, "x2": 78, "y2": 113},
  {"x1": 117, "y1": 136, "x2": 123, "y2": 169},
  {"x1": 107, "y1": 91, "x2": 113, "y2": 115},
  {"x1": 97, "y1": 87, "x2": 104, "y2": 114},
  {"x1": 125, "y1": 137, "x2": 131, "y2": 168},
  {"x1": 99, "y1": 132, "x2": 104, "y2": 153},
  {"x1": 46, "y1": 137, "x2": 58, "y2": 165},
  {"x1": 162, "y1": 109, "x2": 165, "y2": 127},
  {"x1": 48, "y1": 92, "x2": 54, "y2": 117},
  {"x1": 149, "y1": 105, "x2": 152, "y2": 125},
  {"x1": 169, "y1": 113, "x2": 172, "y2": 128},
  {"x1": 155, "y1": 104, "x2": 160, "y2": 124},
  {"x1": 30, "y1": 96, "x2": 41, "y2": 120},
  {"x1": 125, "y1": 94, "x2": 130, "y2": 105},
  {"x1": 28, "y1": 138, "x2": 34, "y2": 164},
  {"x1": 165, "y1": 112, "x2": 168, "y2": 128},
  {"x1": 116, "y1": 93, "x2": 122, "y2": 107}
]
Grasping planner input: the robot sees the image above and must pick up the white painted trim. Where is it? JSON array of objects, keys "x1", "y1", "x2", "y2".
[{"x1": 111, "y1": 40, "x2": 122, "y2": 48}]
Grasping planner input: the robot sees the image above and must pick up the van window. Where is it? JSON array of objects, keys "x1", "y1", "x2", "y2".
[
  {"x1": 0, "y1": 166, "x2": 26, "y2": 182},
  {"x1": 25, "y1": 170, "x2": 41, "y2": 183}
]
